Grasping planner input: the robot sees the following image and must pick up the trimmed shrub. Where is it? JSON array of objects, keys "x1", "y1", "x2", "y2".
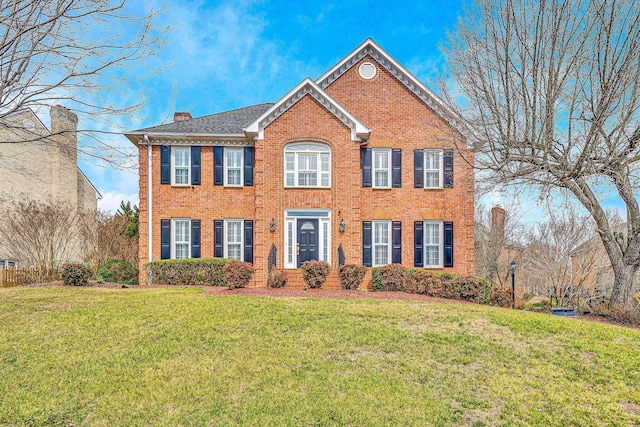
[
  {"x1": 267, "y1": 268, "x2": 288, "y2": 288},
  {"x1": 451, "y1": 275, "x2": 490, "y2": 303},
  {"x1": 378, "y1": 264, "x2": 407, "y2": 291},
  {"x1": 301, "y1": 260, "x2": 331, "y2": 289},
  {"x1": 223, "y1": 260, "x2": 254, "y2": 289},
  {"x1": 491, "y1": 286, "x2": 512, "y2": 308},
  {"x1": 62, "y1": 263, "x2": 91, "y2": 286},
  {"x1": 407, "y1": 270, "x2": 442, "y2": 295},
  {"x1": 591, "y1": 303, "x2": 640, "y2": 327},
  {"x1": 370, "y1": 267, "x2": 383, "y2": 292},
  {"x1": 146, "y1": 258, "x2": 229, "y2": 286},
  {"x1": 338, "y1": 264, "x2": 366, "y2": 290},
  {"x1": 528, "y1": 300, "x2": 552, "y2": 313},
  {"x1": 96, "y1": 260, "x2": 138, "y2": 285}
]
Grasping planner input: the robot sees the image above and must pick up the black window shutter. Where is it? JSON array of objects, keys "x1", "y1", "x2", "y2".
[
  {"x1": 214, "y1": 220, "x2": 223, "y2": 257},
  {"x1": 160, "y1": 146, "x2": 170, "y2": 185},
  {"x1": 414, "y1": 149, "x2": 424, "y2": 188},
  {"x1": 392, "y1": 149, "x2": 402, "y2": 188},
  {"x1": 244, "y1": 220, "x2": 254, "y2": 264},
  {"x1": 244, "y1": 147, "x2": 254, "y2": 186},
  {"x1": 414, "y1": 221, "x2": 424, "y2": 267},
  {"x1": 362, "y1": 221, "x2": 372, "y2": 267},
  {"x1": 213, "y1": 147, "x2": 223, "y2": 186},
  {"x1": 443, "y1": 149, "x2": 454, "y2": 188},
  {"x1": 191, "y1": 220, "x2": 201, "y2": 258},
  {"x1": 362, "y1": 148, "x2": 372, "y2": 187},
  {"x1": 191, "y1": 146, "x2": 201, "y2": 185},
  {"x1": 444, "y1": 221, "x2": 454, "y2": 267},
  {"x1": 161, "y1": 219, "x2": 171, "y2": 259},
  {"x1": 392, "y1": 221, "x2": 402, "y2": 263}
]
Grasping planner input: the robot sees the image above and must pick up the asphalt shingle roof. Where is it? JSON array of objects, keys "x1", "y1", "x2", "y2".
[{"x1": 134, "y1": 103, "x2": 273, "y2": 135}]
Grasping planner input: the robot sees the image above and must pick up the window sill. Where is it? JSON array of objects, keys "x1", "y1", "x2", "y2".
[
  {"x1": 284, "y1": 186, "x2": 332, "y2": 190},
  {"x1": 372, "y1": 187, "x2": 392, "y2": 190},
  {"x1": 171, "y1": 184, "x2": 192, "y2": 188}
]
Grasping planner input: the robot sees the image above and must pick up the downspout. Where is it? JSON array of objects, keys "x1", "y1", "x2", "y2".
[{"x1": 145, "y1": 135, "x2": 153, "y2": 267}]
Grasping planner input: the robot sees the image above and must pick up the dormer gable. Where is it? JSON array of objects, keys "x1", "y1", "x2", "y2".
[{"x1": 244, "y1": 78, "x2": 370, "y2": 142}]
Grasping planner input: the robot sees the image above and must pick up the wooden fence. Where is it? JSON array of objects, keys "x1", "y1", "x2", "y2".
[{"x1": 0, "y1": 267, "x2": 62, "y2": 287}]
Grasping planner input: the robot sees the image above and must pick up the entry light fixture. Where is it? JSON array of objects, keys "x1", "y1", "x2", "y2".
[
  {"x1": 339, "y1": 219, "x2": 345, "y2": 233},
  {"x1": 270, "y1": 218, "x2": 276, "y2": 232}
]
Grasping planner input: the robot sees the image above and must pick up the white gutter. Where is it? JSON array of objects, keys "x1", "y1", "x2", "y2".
[{"x1": 145, "y1": 134, "x2": 153, "y2": 264}]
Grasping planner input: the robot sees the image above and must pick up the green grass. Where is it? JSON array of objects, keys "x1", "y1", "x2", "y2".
[{"x1": 1, "y1": 287, "x2": 639, "y2": 426}]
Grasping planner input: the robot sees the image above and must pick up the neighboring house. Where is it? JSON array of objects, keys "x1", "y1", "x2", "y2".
[
  {"x1": 125, "y1": 38, "x2": 475, "y2": 287},
  {"x1": 0, "y1": 105, "x2": 101, "y2": 265},
  {"x1": 569, "y1": 226, "x2": 639, "y2": 296}
]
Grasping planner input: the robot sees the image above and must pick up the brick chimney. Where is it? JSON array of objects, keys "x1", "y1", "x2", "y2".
[
  {"x1": 50, "y1": 105, "x2": 78, "y2": 163},
  {"x1": 174, "y1": 112, "x2": 192, "y2": 122},
  {"x1": 491, "y1": 205, "x2": 505, "y2": 241}
]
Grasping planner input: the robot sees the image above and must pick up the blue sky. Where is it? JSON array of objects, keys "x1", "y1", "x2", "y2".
[{"x1": 77, "y1": 0, "x2": 626, "y2": 224}]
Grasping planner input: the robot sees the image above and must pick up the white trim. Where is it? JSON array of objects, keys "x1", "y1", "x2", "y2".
[
  {"x1": 245, "y1": 78, "x2": 370, "y2": 142},
  {"x1": 223, "y1": 147, "x2": 244, "y2": 187},
  {"x1": 372, "y1": 148, "x2": 392, "y2": 189},
  {"x1": 424, "y1": 149, "x2": 444, "y2": 189},
  {"x1": 424, "y1": 220, "x2": 443, "y2": 268},
  {"x1": 223, "y1": 219, "x2": 244, "y2": 261},
  {"x1": 170, "y1": 146, "x2": 191, "y2": 186},
  {"x1": 372, "y1": 220, "x2": 392, "y2": 267},
  {"x1": 283, "y1": 209, "x2": 331, "y2": 268},
  {"x1": 171, "y1": 218, "x2": 191, "y2": 259}
]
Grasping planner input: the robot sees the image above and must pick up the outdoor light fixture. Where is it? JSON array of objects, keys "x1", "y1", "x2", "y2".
[
  {"x1": 270, "y1": 218, "x2": 276, "y2": 232},
  {"x1": 339, "y1": 219, "x2": 345, "y2": 233},
  {"x1": 510, "y1": 260, "x2": 517, "y2": 309}
]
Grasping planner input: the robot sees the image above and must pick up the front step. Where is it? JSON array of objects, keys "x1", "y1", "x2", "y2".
[{"x1": 283, "y1": 269, "x2": 342, "y2": 290}]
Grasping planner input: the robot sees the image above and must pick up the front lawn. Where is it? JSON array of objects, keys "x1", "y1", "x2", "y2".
[{"x1": 1, "y1": 287, "x2": 639, "y2": 425}]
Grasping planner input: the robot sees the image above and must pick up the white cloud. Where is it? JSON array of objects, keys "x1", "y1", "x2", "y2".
[{"x1": 98, "y1": 190, "x2": 139, "y2": 215}]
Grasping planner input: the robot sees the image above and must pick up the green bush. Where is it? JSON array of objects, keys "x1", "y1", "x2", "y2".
[
  {"x1": 338, "y1": 265, "x2": 366, "y2": 290},
  {"x1": 301, "y1": 260, "x2": 331, "y2": 289},
  {"x1": 407, "y1": 270, "x2": 442, "y2": 295},
  {"x1": 62, "y1": 263, "x2": 91, "y2": 286},
  {"x1": 267, "y1": 268, "x2": 288, "y2": 288},
  {"x1": 378, "y1": 264, "x2": 407, "y2": 291},
  {"x1": 370, "y1": 267, "x2": 383, "y2": 291},
  {"x1": 451, "y1": 275, "x2": 490, "y2": 303},
  {"x1": 491, "y1": 286, "x2": 512, "y2": 308},
  {"x1": 146, "y1": 258, "x2": 229, "y2": 286},
  {"x1": 96, "y1": 260, "x2": 138, "y2": 285},
  {"x1": 223, "y1": 260, "x2": 254, "y2": 289}
]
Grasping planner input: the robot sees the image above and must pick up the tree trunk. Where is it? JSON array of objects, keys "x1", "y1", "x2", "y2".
[{"x1": 610, "y1": 262, "x2": 638, "y2": 305}]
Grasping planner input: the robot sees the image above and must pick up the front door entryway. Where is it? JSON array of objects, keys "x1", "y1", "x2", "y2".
[{"x1": 297, "y1": 219, "x2": 319, "y2": 267}]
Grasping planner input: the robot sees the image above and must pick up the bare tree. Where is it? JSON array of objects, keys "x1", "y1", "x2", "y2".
[
  {"x1": 525, "y1": 206, "x2": 600, "y2": 306},
  {"x1": 81, "y1": 208, "x2": 138, "y2": 267},
  {"x1": 0, "y1": 0, "x2": 170, "y2": 167},
  {"x1": 0, "y1": 200, "x2": 88, "y2": 270},
  {"x1": 443, "y1": 0, "x2": 640, "y2": 304}
]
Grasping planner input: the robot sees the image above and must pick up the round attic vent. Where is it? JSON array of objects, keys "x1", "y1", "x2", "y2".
[
  {"x1": 22, "y1": 118, "x2": 35, "y2": 130},
  {"x1": 358, "y1": 62, "x2": 377, "y2": 80}
]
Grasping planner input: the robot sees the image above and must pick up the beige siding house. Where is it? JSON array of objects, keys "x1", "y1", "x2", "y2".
[{"x1": 0, "y1": 105, "x2": 101, "y2": 266}]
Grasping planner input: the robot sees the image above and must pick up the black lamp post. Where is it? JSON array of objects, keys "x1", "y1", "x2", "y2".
[{"x1": 510, "y1": 260, "x2": 517, "y2": 309}]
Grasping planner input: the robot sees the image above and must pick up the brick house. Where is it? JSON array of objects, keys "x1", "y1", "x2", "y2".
[
  {"x1": 0, "y1": 106, "x2": 101, "y2": 266},
  {"x1": 125, "y1": 39, "x2": 475, "y2": 287}
]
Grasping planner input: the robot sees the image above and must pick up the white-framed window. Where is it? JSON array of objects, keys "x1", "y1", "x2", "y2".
[
  {"x1": 224, "y1": 148, "x2": 243, "y2": 186},
  {"x1": 172, "y1": 218, "x2": 190, "y2": 259},
  {"x1": 283, "y1": 210, "x2": 331, "y2": 268},
  {"x1": 373, "y1": 148, "x2": 391, "y2": 188},
  {"x1": 424, "y1": 220, "x2": 443, "y2": 267},
  {"x1": 424, "y1": 149, "x2": 443, "y2": 188},
  {"x1": 373, "y1": 220, "x2": 391, "y2": 267},
  {"x1": 284, "y1": 143, "x2": 331, "y2": 188},
  {"x1": 172, "y1": 147, "x2": 191, "y2": 186},
  {"x1": 224, "y1": 219, "x2": 243, "y2": 260}
]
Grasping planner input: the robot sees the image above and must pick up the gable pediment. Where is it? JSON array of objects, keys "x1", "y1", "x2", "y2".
[
  {"x1": 244, "y1": 78, "x2": 370, "y2": 142},
  {"x1": 316, "y1": 38, "x2": 468, "y2": 139}
]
